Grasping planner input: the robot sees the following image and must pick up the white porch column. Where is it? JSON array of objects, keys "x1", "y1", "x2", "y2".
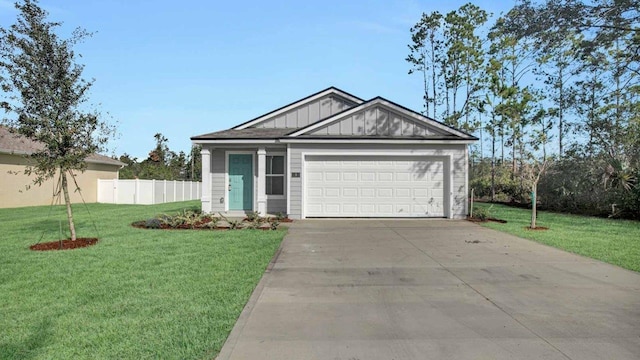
[
  {"x1": 201, "y1": 147, "x2": 212, "y2": 213},
  {"x1": 257, "y1": 147, "x2": 267, "y2": 215}
]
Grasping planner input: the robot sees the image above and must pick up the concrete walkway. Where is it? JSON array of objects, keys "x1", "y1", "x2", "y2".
[{"x1": 217, "y1": 220, "x2": 640, "y2": 360}]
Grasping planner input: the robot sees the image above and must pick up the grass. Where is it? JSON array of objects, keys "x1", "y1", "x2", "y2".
[
  {"x1": 474, "y1": 202, "x2": 640, "y2": 272},
  {"x1": 0, "y1": 201, "x2": 286, "y2": 360}
]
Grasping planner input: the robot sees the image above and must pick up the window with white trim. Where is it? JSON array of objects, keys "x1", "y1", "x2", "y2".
[{"x1": 266, "y1": 155, "x2": 285, "y2": 195}]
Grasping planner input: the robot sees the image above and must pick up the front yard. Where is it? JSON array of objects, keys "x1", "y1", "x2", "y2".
[
  {"x1": 0, "y1": 201, "x2": 286, "y2": 359},
  {"x1": 474, "y1": 202, "x2": 640, "y2": 272}
]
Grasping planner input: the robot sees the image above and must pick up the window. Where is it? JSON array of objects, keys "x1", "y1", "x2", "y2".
[{"x1": 266, "y1": 155, "x2": 285, "y2": 195}]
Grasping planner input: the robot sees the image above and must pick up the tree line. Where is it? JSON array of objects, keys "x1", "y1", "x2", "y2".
[
  {"x1": 407, "y1": 0, "x2": 639, "y2": 219},
  {"x1": 117, "y1": 133, "x2": 202, "y2": 182}
]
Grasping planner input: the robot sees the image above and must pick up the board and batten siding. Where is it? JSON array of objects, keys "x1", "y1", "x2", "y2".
[
  {"x1": 256, "y1": 95, "x2": 357, "y2": 129},
  {"x1": 287, "y1": 143, "x2": 468, "y2": 219},
  {"x1": 309, "y1": 105, "x2": 450, "y2": 137}
]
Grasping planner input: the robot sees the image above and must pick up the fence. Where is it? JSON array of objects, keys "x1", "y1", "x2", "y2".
[{"x1": 97, "y1": 179, "x2": 201, "y2": 205}]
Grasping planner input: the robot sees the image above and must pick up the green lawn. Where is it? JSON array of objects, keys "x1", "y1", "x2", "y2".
[
  {"x1": 0, "y1": 201, "x2": 286, "y2": 360},
  {"x1": 474, "y1": 202, "x2": 640, "y2": 272}
]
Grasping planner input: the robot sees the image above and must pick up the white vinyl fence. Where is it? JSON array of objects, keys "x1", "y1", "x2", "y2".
[{"x1": 97, "y1": 179, "x2": 201, "y2": 205}]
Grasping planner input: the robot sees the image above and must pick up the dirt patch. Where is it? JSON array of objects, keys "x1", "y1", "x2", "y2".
[{"x1": 30, "y1": 238, "x2": 98, "y2": 251}]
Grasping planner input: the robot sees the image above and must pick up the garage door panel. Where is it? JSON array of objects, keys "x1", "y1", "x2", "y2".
[
  {"x1": 377, "y1": 172, "x2": 393, "y2": 181},
  {"x1": 325, "y1": 172, "x2": 341, "y2": 181},
  {"x1": 343, "y1": 172, "x2": 358, "y2": 181},
  {"x1": 360, "y1": 204, "x2": 375, "y2": 213},
  {"x1": 396, "y1": 173, "x2": 410, "y2": 182},
  {"x1": 395, "y1": 188, "x2": 411, "y2": 197},
  {"x1": 377, "y1": 188, "x2": 393, "y2": 198},
  {"x1": 359, "y1": 188, "x2": 375, "y2": 197},
  {"x1": 307, "y1": 171, "x2": 323, "y2": 181},
  {"x1": 305, "y1": 156, "x2": 445, "y2": 217},
  {"x1": 343, "y1": 188, "x2": 358, "y2": 197},
  {"x1": 325, "y1": 188, "x2": 340, "y2": 197},
  {"x1": 360, "y1": 172, "x2": 375, "y2": 181}
]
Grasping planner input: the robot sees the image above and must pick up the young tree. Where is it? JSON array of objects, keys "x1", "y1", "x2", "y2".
[
  {"x1": 441, "y1": 3, "x2": 489, "y2": 129},
  {"x1": 0, "y1": 0, "x2": 114, "y2": 240},
  {"x1": 407, "y1": 11, "x2": 443, "y2": 118}
]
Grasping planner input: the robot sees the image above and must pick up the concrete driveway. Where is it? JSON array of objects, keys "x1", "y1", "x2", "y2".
[{"x1": 217, "y1": 220, "x2": 640, "y2": 360}]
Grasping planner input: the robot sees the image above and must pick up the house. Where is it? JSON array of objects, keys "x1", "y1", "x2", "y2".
[
  {"x1": 191, "y1": 87, "x2": 477, "y2": 219},
  {"x1": 0, "y1": 126, "x2": 124, "y2": 208}
]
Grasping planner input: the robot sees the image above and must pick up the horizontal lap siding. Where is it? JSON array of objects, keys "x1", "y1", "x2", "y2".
[
  {"x1": 210, "y1": 149, "x2": 226, "y2": 213},
  {"x1": 267, "y1": 198, "x2": 286, "y2": 214},
  {"x1": 288, "y1": 144, "x2": 467, "y2": 219}
]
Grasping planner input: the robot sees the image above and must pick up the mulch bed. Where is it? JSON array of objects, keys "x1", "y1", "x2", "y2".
[
  {"x1": 467, "y1": 217, "x2": 507, "y2": 224},
  {"x1": 131, "y1": 222, "x2": 231, "y2": 230},
  {"x1": 30, "y1": 238, "x2": 98, "y2": 251},
  {"x1": 525, "y1": 226, "x2": 549, "y2": 231}
]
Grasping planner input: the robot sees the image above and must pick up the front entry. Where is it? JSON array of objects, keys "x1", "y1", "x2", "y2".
[{"x1": 228, "y1": 154, "x2": 254, "y2": 210}]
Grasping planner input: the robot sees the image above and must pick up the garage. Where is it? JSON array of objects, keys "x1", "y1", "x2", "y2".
[{"x1": 304, "y1": 155, "x2": 447, "y2": 217}]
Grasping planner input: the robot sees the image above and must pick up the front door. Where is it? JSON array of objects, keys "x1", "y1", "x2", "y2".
[{"x1": 228, "y1": 154, "x2": 253, "y2": 210}]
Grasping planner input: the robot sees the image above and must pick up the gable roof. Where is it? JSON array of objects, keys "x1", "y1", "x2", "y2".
[
  {"x1": 0, "y1": 126, "x2": 124, "y2": 167},
  {"x1": 287, "y1": 97, "x2": 475, "y2": 139},
  {"x1": 191, "y1": 88, "x2": 478, "y2": 144},
  {"x1": 232, "y1": 87, "x2": 364, "y2": 130}
]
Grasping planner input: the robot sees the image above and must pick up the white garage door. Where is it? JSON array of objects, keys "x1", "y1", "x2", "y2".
[{"x1": 304, "y1": 155, "x2": 445, "y2": 217}]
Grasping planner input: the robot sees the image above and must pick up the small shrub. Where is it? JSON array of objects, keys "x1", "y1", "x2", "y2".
[
  {"x1": 275, "y1": 212, "x2": 287, "y2": 221},
  {"x1": 270, "y1": 221, "x2": 280, "y2": 230},
  {"x1": 158, "y1": 214, "x2": 172, "y2": 226},
  {"x1": 205, "y1": 217, "x2": 219, "y2": 229},
  {"x1": 145, "y1": 218, "x2": 162, "y2": 229},
  {"x1": 229, "y1": 220, "x2": 242, "y2": 230},
  {"x1": 473, "y1": 207, "x2": 491, "y2": 221},
  {"x1": 245, "y1": 211, "x2": 260, "y2": 222},
  {"x1": 245, "y1": 221, "x2": 260, "y2": 229}
]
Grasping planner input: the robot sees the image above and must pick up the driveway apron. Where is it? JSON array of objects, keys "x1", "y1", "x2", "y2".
[{"x1": 216, "y1": 220, "x2": 640, "y2": 360}]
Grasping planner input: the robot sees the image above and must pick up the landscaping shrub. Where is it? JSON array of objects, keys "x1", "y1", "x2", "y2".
[
  {"x1": 472, "y1": 206, "x2": 491, "y2": 221},
  {"x1": 145, "y1": 218, "x2": 162, "y2": 229}
]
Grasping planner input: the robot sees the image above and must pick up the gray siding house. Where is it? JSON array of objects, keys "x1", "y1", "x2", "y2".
[{"x1": 191, "y1": 87, "x2": 477, "y2": 219}]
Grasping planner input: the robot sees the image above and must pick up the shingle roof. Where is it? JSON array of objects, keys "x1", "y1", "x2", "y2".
[
  {"x1": 0, "y1": 126, "x2": 124, "y2": 167},
  {"x1": 191, "y1": 88, "x2": 478, "y2": 142},
  {"x1": 191, "y1": 128, "x2": 297, "y2": 140}
]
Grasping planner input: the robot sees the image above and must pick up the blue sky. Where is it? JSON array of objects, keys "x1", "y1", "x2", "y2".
[{"x1": 0, "y1": 0, "x2": 515, "y2": 159}]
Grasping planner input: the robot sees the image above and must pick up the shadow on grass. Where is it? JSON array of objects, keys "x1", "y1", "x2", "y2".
[{"x1": 0, "y1": 318, "x2": 53, "y2": 359}]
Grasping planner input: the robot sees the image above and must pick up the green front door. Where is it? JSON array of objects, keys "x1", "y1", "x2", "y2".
[{"x1": 228, "y1": 154, "x2": 253, "y2": 210}]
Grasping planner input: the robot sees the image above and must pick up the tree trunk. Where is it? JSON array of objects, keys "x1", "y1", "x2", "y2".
[
  {"x1": 61, "y1": 171, "x2": 77, "y2": 241},
  {"x1": 558, "y1": 65, "x2": 564, "y2": 157},
  {"x1": 531, "y1": 182, "x2": 537, "y2": 229},
  {"x1": 431, "y1": 41, "x2": 437, "y2": 119},
  {"x1": 491, "y1": 127, "x2": 496, "y2": 202}
]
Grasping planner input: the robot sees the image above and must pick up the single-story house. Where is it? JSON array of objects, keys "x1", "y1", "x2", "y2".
[
  {"x1": 0, "y1": 126, "x2": 124, "y2": 208},
  {"x1": 191, "y1": 87, "x2": 477, "y2": 219}
]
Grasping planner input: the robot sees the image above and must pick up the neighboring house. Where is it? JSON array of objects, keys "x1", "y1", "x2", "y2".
[
  {"x1": 191, "y1": 87, "x2": 477, "y2": 219},
  {"x1": 0, "y1": 126, "x2": 124, "y2": 208}
]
